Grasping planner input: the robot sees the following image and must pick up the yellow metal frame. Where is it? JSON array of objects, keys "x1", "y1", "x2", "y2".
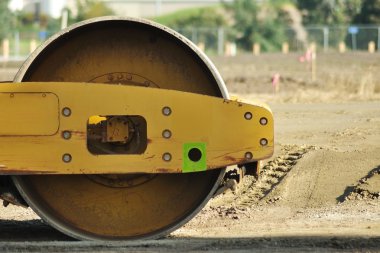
[{"x1": 0, "y1": 82, "x2": 273, "y2": 174}]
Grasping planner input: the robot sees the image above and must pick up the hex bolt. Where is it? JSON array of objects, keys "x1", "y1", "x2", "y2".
[
  {"x1": 245, "y1": 152, "x2": 253, "y2": 160},
  {"x1": 162, "y1": 152, "x2": 172, "y2": 162},
  {"x1": 260, "y1": 117, "x2": 268, "y2": 125},
  {"x1": 62, "y1": 153, "x2": 72, "y2": 163},
  {"x1": 244, "y1": 112, "x2": 252, "y2": 120},
  {"x1": 162, "y1": 129, "x2": 172, "y2": 139},
  {"x1": 260, "y1": 138, "x2": 268, "y2": 146},
  {"x1": 62, "y1": 107, "x2": 72, "y2": 117},
  {"x1": 62, "y1": 131, "x2": 72, "y2": 140},
  {"x1": 162, "y1": 106, "x2": 172, "y2": 116}
]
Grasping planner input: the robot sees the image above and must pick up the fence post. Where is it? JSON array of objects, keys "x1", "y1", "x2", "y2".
[
  {"x1": 217, "y1": 27, "x2": 224, "y2": 56},
  {"x1": 191, "y1": 28, "x2": 198, "y2": 44},
  {"x1": 252, "y1": 43, "x2": 260, "y2": 55},
  {"x1": 2, "y1": 39, "x2": 9, "y2": 60},
  {"x1": 368, "y1": 41, "x2": 375, "y2": 53},
  {"x1": 323, "y1": 26, "x2": 329, "y2": 52},
  {"x1": 351, "y1": 33, "x2": 357, "y2": 51},
  {"x1": 282, "y1": 42, "x2": 289, "y2": 54},
  {"x1": 30, "y1": 39, "x2": 37, "y2": 53},
  {"x1": 378, "y1": 27, "x2": 380, "y2": 53},
  {"x1": 14, "y1": 31, "x2": 20, "y2": 58},
  {"x1": 338, "y1": 42, "x2": 346, "y2": 53},
  {"x1": 197, "y1": 42, "x2": 205, "y2": 52}
]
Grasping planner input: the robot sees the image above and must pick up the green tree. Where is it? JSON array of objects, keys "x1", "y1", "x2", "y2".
[
  {"x1": 154, "y1": 7, "x2": 225, "y2": 28},
  {"x1": 74, "y1": 0, "x2": 114, "y2": 22},
  {"x1": 354, "y1": 0, "x2": 380, "y2": 23},
  {"x1": 0, "y1": 0, "x2": 13, "y2": 40},
  {"x1": 296, "y1": 0, "x2": 362, "y2": 25},
  {"x1": 224, "y1": 0, "x2": 288, "y2": 51}
]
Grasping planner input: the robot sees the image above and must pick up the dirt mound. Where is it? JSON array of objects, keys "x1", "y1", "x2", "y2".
[{"x1": 344, "y1": 166, "x2": 380, "y2": 201}]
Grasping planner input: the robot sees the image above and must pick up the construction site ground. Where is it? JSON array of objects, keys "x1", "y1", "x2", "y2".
[{"x1": 0, "y1": 52, "x2": 379, "y2": 252}]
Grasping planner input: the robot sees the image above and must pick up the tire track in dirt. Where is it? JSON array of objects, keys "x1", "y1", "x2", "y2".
[
  {"x1": 237, "y1": 145, "x2": 316, "y2": 207},
  {"x1": 206, "y1": 145, "x2": 316, "y2": 217}
]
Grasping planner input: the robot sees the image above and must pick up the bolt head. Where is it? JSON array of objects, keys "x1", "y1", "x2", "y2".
[
  {"x1": 162, "y1": 152, "x2": 172, "y2": 162},
  {"x1": 162, "y1": 106, "x2": 172, "y2": 116},
  {"x1": 62, "y1": 131, "x2": 71, "y2": 140},
  {"x1": 62, "y1": 153, "x2": 72, "y2": 163},
  {"x1": 62, "y1": 107, "x2": 71, "y2": 117},
  {"x1": 260, "y1": 138, "x2": 268, "y2": 146},
  {"x1": 162, "y1": 129, "x2": 172, "y2": 139},
  {"x1": 245, "y1": 152, "x2": 253, "y2": 160},
  {"x1": 244, "y1": 112, "x2": 252, "y2": 120},
  {"x1": 260, "y1": 117, "x2": 268, "y2": 125}
]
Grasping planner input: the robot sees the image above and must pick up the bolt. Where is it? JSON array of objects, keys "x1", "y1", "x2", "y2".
[
  {"x1": 162, "y1": 129, "x2": 172, "y2": 139},
  {"x1": 62, "y1": 153, "x2": 72, "y2": 163},
  {"x1": 162, "y1": 106, "x2": 172, "y2": 116},
  {"x1": 260, "y1": 117, "x2": 268, "y2": 125},
  {"x1": 62, "y1": 131, "x2": 71, "y2": 140},
  {"x1": 62, "y1": 107, "x2": 71, "y2": 117},
  {"x1": 245, "y1": 152, "x2": 253, "y2": 160},
  {"x1": 162, "y1": 152, "x2": 172, "y2": 162},
  {"x1": 244, "y1": 112, "x2": 252, "y2": 120},
  {"x1": 260, "y1": 138, "x2": 268, "y2": 146}
]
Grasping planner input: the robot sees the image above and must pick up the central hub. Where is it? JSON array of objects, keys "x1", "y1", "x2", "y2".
[{"x1": 87, "y1": 115, "x2": 147, "y2": 155}]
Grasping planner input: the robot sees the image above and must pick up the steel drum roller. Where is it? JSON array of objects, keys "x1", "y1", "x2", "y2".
[{"x1": 12, "y1": 17, "x2": 228, "y2": 240}]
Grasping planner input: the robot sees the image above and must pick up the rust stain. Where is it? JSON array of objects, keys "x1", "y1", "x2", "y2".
[
  {"x1": 224, "y1": 155, "x2": 238, "y2": 162},
  {"x1": 0, "y1": 168, "x2": 58, "y2": 175},
  {"x1": 156, "y1": 168, "x2": 171, "y2": 173},
  {"x1": 70, "y1": 130, "x2": 86, "y2": 137},
  {"x1": 147, "y1": 139, "x2": 153, "y2": 144}
]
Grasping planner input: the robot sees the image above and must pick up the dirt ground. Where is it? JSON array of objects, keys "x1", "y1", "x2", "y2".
[{"x1": 0, "y1": 53, "x2": 379, "y2": 252}]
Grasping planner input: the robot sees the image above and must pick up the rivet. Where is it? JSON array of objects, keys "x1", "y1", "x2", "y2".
[
  {"x1": 10, "y1": 93, "x2": 14, "y2": 98},
  {"x1": 42, "y1": 93, "x2": 46, "y2": 97},
  {"x1": 162, "y1": 152, "x2": 172, "y2": 162},
  {"x1": 260, "y1": 138, "x2": 268, "y2": 146},
  {"x1": 162, "y1": 106, "x2": 172, "y2": 116},
  {"x1": 260, "y1": 117, "x2": 268, "y2": 125},
  {"x1": 162, "y1": 129, "x2": 172, "y2": 139},
  {"x1": 62, "y1": 131, "x2": 71, "y2": 140},
  {"x1": 62, "y1": 153, "x2": 72, "y2": 163},
  {"x1": 244, "y1": 112, "x2": 252, "y2": 120},
  {"x1": 245, "y1": 152, "x2": 253, "y2": 160},
  {"x1": 62, "y1": 107, "x2": 71, "y2": 117}
]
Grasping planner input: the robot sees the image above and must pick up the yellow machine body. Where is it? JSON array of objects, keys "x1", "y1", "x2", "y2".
[
  {"x1": 0, "y1": 17, "x2": 275, "y2": 241},
  {"x1": 0, "y1": 82, "x2": 273, "y2": 175}
]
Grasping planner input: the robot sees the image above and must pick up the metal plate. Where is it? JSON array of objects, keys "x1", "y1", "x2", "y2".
[{"x1": 0, "y1": 92, "x2": 59, "y2": 136}]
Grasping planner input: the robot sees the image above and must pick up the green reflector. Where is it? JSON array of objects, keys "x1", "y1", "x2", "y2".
[{"x1": 183, "y1": 142, "x2": 206, "y2": 173}]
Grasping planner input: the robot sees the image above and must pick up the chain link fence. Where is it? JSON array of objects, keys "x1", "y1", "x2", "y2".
[{"x1": 1, "y1": 25, "x2": 379, "y2": 60}]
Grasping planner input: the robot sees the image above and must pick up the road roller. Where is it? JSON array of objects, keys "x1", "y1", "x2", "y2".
[{"x1": 0, "y1": 17, "x2": 273, "y2": 240}]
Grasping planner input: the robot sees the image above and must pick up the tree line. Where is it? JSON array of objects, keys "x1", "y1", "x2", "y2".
[{"x1": 0, "y1": 0, "x2": 379, "y2": 50}]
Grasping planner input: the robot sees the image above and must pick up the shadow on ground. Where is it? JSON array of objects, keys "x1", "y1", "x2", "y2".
[{"x1": 0, "y1": 220, "x2": 379, "y2": 252}]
